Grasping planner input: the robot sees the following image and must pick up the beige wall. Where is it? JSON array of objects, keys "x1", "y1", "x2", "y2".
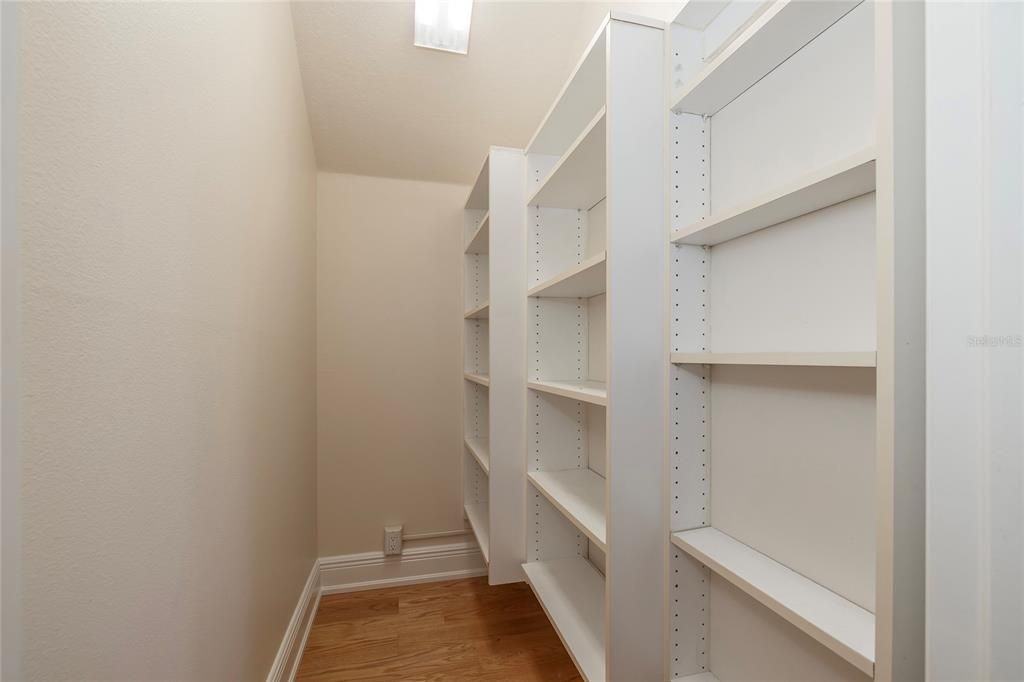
[
  {"x1": 317, "y1": 172, "x2": 468, "y2": 556},
  {"x1": 15, "y1": 3, "x2": 317, "y2": 679}
]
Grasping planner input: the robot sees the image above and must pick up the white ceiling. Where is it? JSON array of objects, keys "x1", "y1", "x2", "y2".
[{"x1": 290, "y1": 1, "x2": 678, "y2": 185}]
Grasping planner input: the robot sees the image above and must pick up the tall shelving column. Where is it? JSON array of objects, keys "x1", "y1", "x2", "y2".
[
  {"x1": 520, "y1": 14, "x2": 665, "y2": 682},
  {"x1": 462, "y1": 147, "x2": 528, "y2": 585},
  {"x1": 663, "y1": 1, "x2": 921, "y2": 680}
]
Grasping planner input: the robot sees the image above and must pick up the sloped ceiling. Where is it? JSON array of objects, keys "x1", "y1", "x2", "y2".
[{"x1": 290, "y1": 1, "x2": 676, "y2": 185}]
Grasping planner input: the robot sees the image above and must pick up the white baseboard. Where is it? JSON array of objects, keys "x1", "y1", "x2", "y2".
[
  {"x1": 267, "y1": 539, "x2": 486, "y2": 680},
  {"x1": 319, "y1": 539, "x2": 486, "y2": 595},
  {"x1": 266, "y1": 559, "x2": 321, "y2": 682}
]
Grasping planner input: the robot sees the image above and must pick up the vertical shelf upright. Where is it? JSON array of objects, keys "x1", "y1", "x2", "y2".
[
  {"x1": 521, "y1": 14, "x2": 666, "y2": 682},
  {"x1": 462, "y1": 147, "x2": 528, "y2": 585},
  {"x1": 664, "y1": 1, "x2": 921, "y2": 680}
]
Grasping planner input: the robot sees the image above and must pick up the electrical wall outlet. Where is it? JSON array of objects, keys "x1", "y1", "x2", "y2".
[{"x1": 383, "y1": 525, "x2": 403, "y2": 556}]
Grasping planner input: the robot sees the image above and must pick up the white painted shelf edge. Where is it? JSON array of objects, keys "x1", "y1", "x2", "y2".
[
  {"x1": 528, "y1": 379, "x2": 607, "y2": 406},
  {"x1": 671, "y1": 527, "x2": 875, "y2": 676},
  {"x1": 528, "y1": 252, "x2": 607, "y2": 298},
  {"x1": 671, "y1": 148, "x2": 876, "y2": 246},
  {"x1": 464, "y1": 436, "x2": 490, "y2": 475},
  {"x1": 674, "y1": 674, "x2": 719, "y2": 682},
  {"x1": 527, "y1": 107, "x2": 607, "y2": 209},
  {"x1": 465, "y1": 302, "x2": 490, "y2": 319},
  {"x1": 670, "y1": 0, "x2": 863, "y2": 115},
  {"x1": 464, "y1": 212, "x2": 490, "y2": 254},
  {"x1": 528, "y1": 469, "x2": 607, "y2": 551},
  {"x1": 522, "y1": 558, "x2": 606, "y2": 682},
  {"x1": 670, "y1": 351, "x2": 876, "y2": 368},
  {"x1": 464, "y1": 502, "x2": 490, "y2": 565},
  {"x1": 464, "y1": 372, "x2": 490, "y2": 388}
]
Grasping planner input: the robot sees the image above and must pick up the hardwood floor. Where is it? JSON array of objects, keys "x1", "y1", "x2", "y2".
[{"x1": 296, "y1": 577, "x2": 583, "y2": 681}]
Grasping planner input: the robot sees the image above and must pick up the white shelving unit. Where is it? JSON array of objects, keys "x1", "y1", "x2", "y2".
[
  {"x1": 528, "y1": 469, "x2": 607, "y2": 551},
  {"x1": 527, "y1": 379, "x2": 607, "y2": 407},
  {"x1": 462, "y1": 147, "x2": 527, "y2": 585},
  {"x1": 522, "y1": 14, "x2": 665, "y2": 682},
  {"x1": 523, "y1": 559, "x2": 606, "y2": 682},
  {"x1": 664, "y1": 1, "x2": 922, "y2": 680},
  {"x1": 671, "y1": 527, "x2": 875, "y2": 676},
  {"x1": 670, "y1": 351, "x2": 876, "y2": 368}
]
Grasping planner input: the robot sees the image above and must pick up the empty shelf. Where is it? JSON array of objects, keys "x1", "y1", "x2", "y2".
[
  {"x1": 528, "y1": 108, "x2": 606, "y2": 210},
  {"x1": 523, "y1": 558, "x2": 605, "y2": 682},
  {"x1": 465, "y1": 302, "x2": 490, "y2": 319},
  {"x1": 676, "y1": 674, "x2": 719, "y2": 682},
  {"x1": 465, "y1": 212, "x2": 490, "y2": 254},
  {"x1": 671, "y1": 0, "x2": 862, "y2": 115},
  {"x1": 670, "y1": 351, "x2": 876, "y2": 368},
  {"x1": 528, "y1": 253, "x2": 606, "y2": 298},
  {"x1": 464, "y1": 502, "x2": 490, "y2": 565},
  {"x1": 672, "y1": 149, "x2": 876, "y2": 246},
  {"x1": 528, "y1": 379, "x2": 606, "y2": 406},
  {"x1": 464, "y1": 373, "x2": 490, "y2": 387},
  {"x1": 464, "y1": 437, "x2": 490, "y2": 474},
  {"x1": 671, "y1": 527, "x2": 874, "y2": 676},
  {"x1": 529, "y1": 469, "x2": 606, "y2": 551}
]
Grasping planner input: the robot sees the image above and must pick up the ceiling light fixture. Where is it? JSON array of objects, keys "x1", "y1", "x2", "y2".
[{"x1": 414, "y1": 0, "x2": 473, "y2": 55}]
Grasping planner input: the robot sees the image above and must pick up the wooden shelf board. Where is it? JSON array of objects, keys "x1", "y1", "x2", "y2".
[
  {"x1": 670, "y1": 351, "x2": 876, "y2": 368},
  {"x1": 528, "y1": 379, "x2": 607, "y2": 406},
  {"x1": 528, "y1": 253, "x2": 607, "y2": 298},
  {"x1": 464, "y1": 502, "x2": 490, "y2": 565},
  {"x1": 464, "y1": 436, "x2": 490, "y2": 475},
  {"x1": 672, "y1": 149, "x2": 876, "y2": 246},
  {"x1": 465, "y1": 212, "x2": 490, "y2": 254},
  {"x1": 670, "y1": 0, "x2": 862, "y2": 115},
  {"x1": 671, "y1": 527, "x2": 874, "y2": 676},
  {"x1": 528, "y1": 469, "x2": 606, "y2": 551},
  {"x1": 522, "y1": 558, "x2": 606, "y2": 682},
  {"x1": 528, "y1": 108, "x2": 606, "y2": 210},
  {"x1": 464, "y1": 373, "x2": 490, "y2": 388},
  {"x1": 465, "y1": 302, "x2": 490, "y2": 319}
]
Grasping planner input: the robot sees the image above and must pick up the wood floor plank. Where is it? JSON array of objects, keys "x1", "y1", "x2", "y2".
[{"x1": 296, "y1": 577, "x2": 582, "y2": 681}]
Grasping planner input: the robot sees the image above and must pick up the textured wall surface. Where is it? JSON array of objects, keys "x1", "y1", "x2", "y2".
[
  {"x1": 317, "y1": 172, "x2": 468, "y2": 556},
  {"x1": 15, "y1": 3, "x2": 317, "y2": 678}
]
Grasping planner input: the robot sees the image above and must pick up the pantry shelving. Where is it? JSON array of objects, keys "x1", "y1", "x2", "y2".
[
  {"x1": 527, "y1": 109, "x2": 606, "y2": 210},
  {"x1": 464, "y1": 436, "x2": 490, "y2": 474},
  {"x1": 522, "y1": 13, "x2": 665, "y2": 682},
  {"x1": 670, "y1": 0, "x2": 862, "y2": 115},
  {"x1": 527, "y1": 252, "x2": 607, "y2": 299},
  {"x1": 463, "y1": 372, "x2": 489, "y2": 388},
  {"x1": 670, "y1": 148, "x2": 876, "y2": 246},
  {"x1": 465, "y1": 212, "x2": 489, "y2": 254},
  {"x1": 664, "y1": 0, "x2": 921, "y2": 680},
  {"x1": 671, "y1": 527, "x2": 875, "y2": 676},
  {"x1": 670, "y1": 351, "x2": 876, "y2": 368},
  {"x1": 528, "y1": 469, "x2": 607, "y2": 551},
  {"x1": 527, "y1": 379, "x2": 607, "y2": 407},
  {"x1": 464, "y1": 302, "x2": 489, "y2": 319},
  {"x1": 461, "y1": 147, "x2": 527, "y2": 585},
  {"x1": 464, "y1": 501, "x2": 491, "y2": 565},
  {"x1": 523, "y1": 558, "x2": 606, "y2": 682}
]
